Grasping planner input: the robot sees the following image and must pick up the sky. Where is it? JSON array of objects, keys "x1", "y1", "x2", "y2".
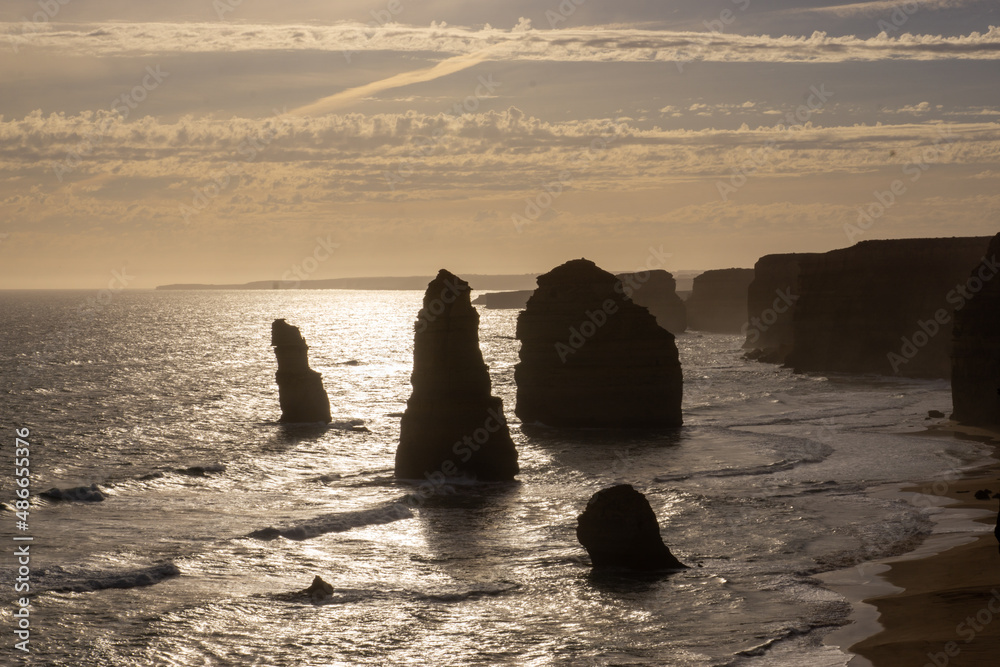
[{"x1": 1, "y1": 0, "x2": 999, "y2": 288}]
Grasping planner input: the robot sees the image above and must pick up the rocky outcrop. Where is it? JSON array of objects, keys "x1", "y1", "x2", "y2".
[
  {"x1": 514, "y1": 259, "x2": 682, "y2": 427},
  {"x1": 471, "y1": 290, "x2": 534, "y2": 309},
  {"x1": 787, "y1": 237, "x2": 993, "y2": 378},
  {"x1": 395, "y1": 270, "x2": 519, "y2": 481},
  {"x1": 616, "y1": 270, "x2": 687, "y2": 334},
  {"x1": 685, "y1": 268, "x2": 755, "y2": 333},
  {"x1": 951, "y1": 233, "x2": 1000, "y2": 424},
  {"x1": 302, "y1": 575, "x2": 334, "y2": 603},
  {"x1": 743, "y1": 253, "x2": 820, "y2": 363},
  {"x1": 576, "y1": 484, "x2": 686, "y2": 571},
  {"x1": 271, "y1": 319, "x2": 332, "y2": 423}
]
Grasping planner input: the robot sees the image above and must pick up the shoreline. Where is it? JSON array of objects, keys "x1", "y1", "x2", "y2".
[{"x1": 846, "y1": 423, "x2": 1000, "y2": 666}]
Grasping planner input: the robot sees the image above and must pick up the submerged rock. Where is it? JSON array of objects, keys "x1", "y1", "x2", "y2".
[
  {"x1": 685, "y1": 268, "x2": 755, "y2": 333},
  {"x1": 40, "y1": 484, "x2": 106, "y2": 502},
  {"x1": 576, "y1": 484, "x2": 686, "y2": 571},
  {"x1": 395, "y1": 270, "x2": 519, "y2": 481},
  {"x1": 271, "y1": 319, "x2": 332, "y2": 423},
  {"x1": 515, "y1": 258, "x2": 682, "y2": 427},
  {"x1": 616, "y1": 269, "x2": 687, "y2": 334},
  {"x1": 951, "y1": 233, "x2": 1000, "y2": 425},
  {"x1": 302, "y1": 575, "x2": 334, "y2": 603}
]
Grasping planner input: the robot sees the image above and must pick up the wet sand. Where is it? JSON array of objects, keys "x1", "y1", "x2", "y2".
[{"x1": 852, "y1": 425, "x2": 1000, "y2": 666}]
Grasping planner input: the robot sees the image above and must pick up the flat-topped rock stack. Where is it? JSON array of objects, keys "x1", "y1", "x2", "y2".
[{"x1": 515, "y1": 258, "x2": 683, "y2": 428}]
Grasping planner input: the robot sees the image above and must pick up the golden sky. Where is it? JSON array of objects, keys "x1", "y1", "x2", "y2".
[{"x1": 1, "y1": 1, "x2": 999, "y2": 287}]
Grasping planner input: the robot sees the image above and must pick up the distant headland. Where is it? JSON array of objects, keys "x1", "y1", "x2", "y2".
[{"x1": 154, "y1": 274, "x2": 540, "y2": 291}]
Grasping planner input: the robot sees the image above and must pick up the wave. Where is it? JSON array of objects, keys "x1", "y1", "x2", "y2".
[
  {"x1": 39, "y1": 562, "x2": 181, "y2": 593},
  {"x1": 246, "y1": 499, "x2": 414, "y2": 541}
]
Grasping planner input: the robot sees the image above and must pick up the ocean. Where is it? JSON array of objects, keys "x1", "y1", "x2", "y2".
[{"x1": 1, "y1": 289, "x2": 994, "y2": 666}]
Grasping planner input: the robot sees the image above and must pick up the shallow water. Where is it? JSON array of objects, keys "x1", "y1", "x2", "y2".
[{"x1": 0, "y1": 290, "x2": 991, "y2": 666}]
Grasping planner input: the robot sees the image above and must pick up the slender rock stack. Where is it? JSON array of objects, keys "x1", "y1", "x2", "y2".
[
  {"x1": 577, "y1": 484, "x2": 686, "y2": 571},
  {"x1": 951, "y1": 233, "x2": 1000, "y2": 425},
  {"x1": 515, "y1": 258, "x2": 682, "y2": 427},
  {"x1": 616, "y1": 269, "x2": 687, "y2": 334},
  {"x1": 395, "y1": 270, "x2": 519, "y2": 481},
  {"x1": 271, "y1": 319, "x2": 332, "y2": 423}
]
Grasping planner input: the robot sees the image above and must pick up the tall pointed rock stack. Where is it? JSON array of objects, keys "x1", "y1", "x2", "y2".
[
  {"x1": 395, "y1": 270, "x2": 519, "y2": 481},
  {"x1": 271, "y1": 319, "x2": 332, "y2": 423},
  {"x1": 515, "y1": 258, "x2": 683, "y2": 427}
]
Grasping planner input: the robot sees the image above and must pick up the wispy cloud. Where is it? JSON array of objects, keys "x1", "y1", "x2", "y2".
[{"x1": 3, "y1": 21, "x2": 1000, "y2": 62}]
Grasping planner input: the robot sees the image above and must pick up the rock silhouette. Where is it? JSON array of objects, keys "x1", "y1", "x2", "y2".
[
  {"x1": 515, "y1": 258, "x2": 682, "y2": 428},
  {"x1": 577, "y1": 484, "x2": 686, "y2": 571},
  {"x1": 951, "y1": 233, "x2": 1000, "y2": 425},
  {"x1": 471, "y1": 290, "x2": 534, "y2": 309},
  {"x1": 743, "y1": 253, "x2": 819, "y2": 363},
  {"x1": 686, "y1": 268, "x2": 755, "y2": 333},
  {"x1": 787, "y1": 237, "x2": 993, "y2": 378},
  {"x1": 271, "y1": 319, "x2": 332, "y2": 423},
  {"x1": 617, "y1": 270, "x2": 687, "y2": 334},
  {"x1": 395, "y1": 270, "x2": 519, "y2": 481},
  {"x1": 302, "y1": 575, "x2": 334, "y2": 603}
]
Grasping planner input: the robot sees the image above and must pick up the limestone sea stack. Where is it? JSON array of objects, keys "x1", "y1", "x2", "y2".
[
  {"x1": 395, "y1": 270, "x2": 519, "y2": 481},
  {"x1": 514, "y1": 258, "x2": 682, "y2": 427},
  {"x1": 951, "y1": 233, "x2": 1000, "y2": 425},
  {"x1": 577, "y1": 484, "x2": 686, "y2": 571},
  {"x1": 271, "y1": 319, "x2": 332, "y2": 423},
  {"x1": 685, "y1": 268, "x2": 755, "y2": 333},
  {"x1": 616, "y1": 269, "x2": 687, "y2": 334},
  {"x1": 743, "y1": 253, "x2": 820, "y2": 364},
  {"x1": 787, "y1": 237, "x2": 993, "y2": 378}
]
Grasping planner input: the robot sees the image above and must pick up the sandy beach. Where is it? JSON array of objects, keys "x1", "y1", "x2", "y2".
[{"x1": 852, "y1": 426, "x2": 1000, "y2": 666}]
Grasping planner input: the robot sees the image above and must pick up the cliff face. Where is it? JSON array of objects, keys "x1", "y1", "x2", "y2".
[
  {"x1": 685, "y1": 268, "x2": 755, "y2": 333},
  {"x1": 951, "y1": 233, "x2": 1000, "y2": 424},
  {"x1": 616, "y1": 270, "x2": 687, "y2": 334},
  {"x1": 786, "y1": 237, "x2": 993, "y2": 379},
  {"x1": 271, "y1": 319, "x2": 332, "y2": 423},
  {"x1": 396, "y1": 270, "x2": 519, "y2": 481},
  {"x1": 514, "y1": 258, "x2": 683, "y2": 428},
  {"x1": 743, "y1": 253, "x2": 820, "y2": 363}
]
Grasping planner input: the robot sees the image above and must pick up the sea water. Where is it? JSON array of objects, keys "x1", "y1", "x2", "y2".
[{"x1": 0, "y1": 290, "x2": 993, "y2": 666}]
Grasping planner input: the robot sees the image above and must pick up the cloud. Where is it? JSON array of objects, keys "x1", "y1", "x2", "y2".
[{"x1": 3, "y1": 21, "x2": 1000, "y2": 63}]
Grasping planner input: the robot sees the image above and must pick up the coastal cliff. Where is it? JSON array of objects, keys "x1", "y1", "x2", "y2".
[
  {"x1": 685, "y1": 268, "x2": 755, "y2": 333},
  {"x1": 787, "y1": 237, "x2": 993, "y2": 378},
  {"x1": 951, "y1": 233, "x2": 1000, "y2": 424},
  {"x1": 396, "y1": 270, "x2": 519, "y2": 481},
  {"x1": 514, "y1": 259, "x2": 683, "y2": 428},
  {"x1": 617, "y1": 270, "x2": 687, "y2": 334},
  {"x1": 743, "y1": 253, "x2": 820, "y2": 363}
]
